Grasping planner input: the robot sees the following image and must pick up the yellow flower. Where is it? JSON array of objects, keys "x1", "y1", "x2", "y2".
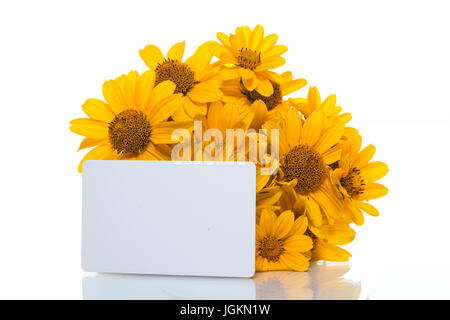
[
  {"x1": 253, "y1": 271, "x2": 313, "y2": 299},
  {"x1": 332, "y1": 135, "x2": 389, "y2": 225},
  {"x1": 222, "y1": 71, "x2": 307, "y2": 129},
  {"x1": 277, "y1": 108, "x2": 345, "y2": 226},
  {"x1": 69, "y1": 70, "x2": 192, "y2": 172},
  {"x1": 210, "y1": 25, "x2": 287, "y2": 97},
  {"x1": 193, "y1": 101, "x2": 254, "y2": 161},
  {"x1": 256, "y1": 172, "x2": 282, "y2": 218},
  {"x1": 290, "y1": 86, "x2": 358, "y2": 139},
  {"x1": 276, "y1": 178, "x2": 355, "y2": 262},
  {"x1": 139, "y1": 41, "x2": 223, "y2": 121},
  {"x1": 312, "y1": 237, "x2": 353, "y2": 262},
  {"x1": 256, "y1": 209, "x2": 313, "y2": 272}
]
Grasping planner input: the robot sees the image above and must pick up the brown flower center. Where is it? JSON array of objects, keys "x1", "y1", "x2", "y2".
[
  {"x1": 241, "y1": 81, "x2": 282, "y2": 110},
  {"x1": 237, "y1": 48, "x2": 261, "y2": 70},
  {"x1": 340, "y1": 167, "x2": 365, "y2": 197},
  {"x1": 259, "y1": 236, "x2": 284, "y2": 262},
  {"x1": 280, "y1": 145, "x2": 327, "y2": 195},
  {"x1": 108, "y1": 109, "x2": 152, "y2": 158},
  {"x1": 155, "y1": 59, "x2": 198, "y2": 95}
]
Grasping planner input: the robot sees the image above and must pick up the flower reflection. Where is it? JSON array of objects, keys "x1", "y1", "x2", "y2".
[
  {"x1": 253, "y1": 262, "x2": 361, "y2": 300},
  {"x1": 82, "y1": 262, "x2": 360, "y2": 300}
]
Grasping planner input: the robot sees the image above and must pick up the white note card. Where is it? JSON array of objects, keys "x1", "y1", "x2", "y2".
[{"x1": 82, "y1": 160, "x2": 256, "y2": 278}]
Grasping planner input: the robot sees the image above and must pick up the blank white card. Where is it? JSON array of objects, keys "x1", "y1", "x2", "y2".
[{"x1": 82, "y1": 160, "x2": 256, "y2": 278}]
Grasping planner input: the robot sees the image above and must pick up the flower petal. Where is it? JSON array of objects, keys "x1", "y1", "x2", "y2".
[
  {"x1": 78, "y1": 145, "x2": 115, "y2": 173},
  {"x1": 82, "y1": 99, "x2": 115, "y2": 122},
  {"x1": 187, "y1": 79, "x2": 223, "y2": 103},
  {"x1": 167, "y1": 41, "x2": 185, "y2": 61},
  {"x1": 70, "y1": 118, "x2": 109, "y2": 139},
  {"x1": 139, "y1": 44, "x2": 165, "y2": 69},
  {"x1": 260, "y1": 208, "x2": 277, "y2": 236},
  {"x1": 271, "y1": 210, "x2": 294, "y2": 238},
  {"x1": 360, "y1": 161, "x2": 389, "y2": 182},
  {"x1": 102, "y1": 80, "x2": 126, "y2": 114}
]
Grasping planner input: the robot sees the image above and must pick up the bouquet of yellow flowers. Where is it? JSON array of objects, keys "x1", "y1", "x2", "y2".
[{"x1": 70, "y1": 25, "x2": 388, "y2": 272}]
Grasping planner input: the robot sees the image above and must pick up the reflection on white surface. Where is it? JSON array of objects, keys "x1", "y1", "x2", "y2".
[
  {"x1": 254, "y1": 262, "x2": 360, "y2": 300},
  {"x1": 83, "y1": 262, "x2": 360, "y2": 300},
  {"x1": 83, "y1": 274, "x2": 255, "y2": 300}
]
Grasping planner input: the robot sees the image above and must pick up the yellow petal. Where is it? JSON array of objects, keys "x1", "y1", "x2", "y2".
[
  {"x1": 102, "y1": 80, "x2": 126, "y2": 114},
  {"x1": 302, "y1": 110, "x2": 324, "y2": 146},
  {"x1": 322, "y1": 144, "x2": 342, "y2": 164},
  {"x1": 348, "y1": 203, "x2": 364, "y2": 226},
  {"x1": 356, "y1": 201, "x2": 380, "y2": 216},
  {"x1": 322, "y1": 224, "x2": 356, "y2": 245},
  {"x1": 249, "y1": 100, "x2": 268, "y2": 130},
  {"x1": 353, "y1": 145, "x2": 376, "y2": 168},
  {"x1": 361, "y1": 182, "x2": 388, "y2": 200},
  {"x1": 314, "y1": 121, "x2": 345, "y2": 154},
  {"x1": 219, "y1": 68, "x2": 240, "y2": 81},
  {"x1": 209, "y1": 41, "x2": 227, "y2": 59},
  {"x1": 283, "y1": 235, "x2": 313, "y2": 252},
  {"x1": 261, "y1": 45, "x2": 288, "y2": 59},
  {"x1": 78, "y1": 145, "x2": 115, "y2": 173},
  {"x1": 256, "y1": 225, "x2": 264, "y2": 241},
  {"x1": 148, "y1": 94, "x2": 182, "y2": 125},
  {"x1": 150, "y1": 121, "x2": 193, "y2": 144},
  {"x1": 69, "y1": 118, "x2": 109, "y2": 139},
  {"x1": 306, "y1": 199, "x2": 323, "y2": 227},
  {"x1": 82, "y1": 99, "x2": 115, "y2": 122},
  {"x1": 307, "y1": 86, "x2": 321, "y2": 110},
  {"x1": 139, "y1": 44, "x2": 165, "y2": 69},
  {"x1": 255, "y1": 57, "x2": 286, "y2": 71},
  {"x1": 360, "y1": 161, "x2": 389, "y2": 181},
  {"x1": 271, "y1": 210, "x2": 294, "y2": 239},
  {"x1": 281, "y1": 78, "x2": 307, "y2": 96},
  {"x1": 280, "y1": 252, "x2": 310, "y2": 272},
  {"x1": 256, "y1": 173, "x2": 270, "y2": 193},
  {"x1": 260, "y1": 208, "x2": 277, "y2": 236},
  {"x1": 123, "y1": 71, "x2": 139, "y2": 108},
  {"x1": 187, "y1": 80, "x2": 223, "y2": 103},
  {"x1": 255, "y1": 74, "x2": 274, "y2": 97},
  {"x1": 284, "y1": 108, "x2": 302, "y2": 149},
  {"x1": 144, "y1": 143, "x2": 171, "y2": 160},
  {"x1": 313, "y1": 240, "x2": 351, "y2": 262},
  {"x1": 167, "y1": 41, "x2": 185, "y2": 61},
  {"x1": 241, "y1": 73, "x2": 257, "y2": 91},
  {"x1": 135, "y1": 70, "x2": 156, "y2": 108},
  {"x1": 249, "y1": 24, "x2": 264, "y2": 51},
  {"x1": 261, "y1": 34, "x2": 278, "y2": 52},
  {"x1": 290, "y1": 215, "x2": 308, "y2": 236},
  {"x1": 179, "y1": 97, "x2": 207, "y2": 119},
  {"x1": 77, "y1": 137, "x2": 109, "y2": 151},
  {"x1": 216, "y1": 32, "x2": 231, "y2": 47},
  {"x1": 147, "y1": 80, "x2": 177, "y2": 116},
  {"x1": 185, "y1": 41, "x2": 214, "y2": 74}
]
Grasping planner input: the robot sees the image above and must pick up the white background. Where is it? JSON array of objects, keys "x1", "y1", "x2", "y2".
[{"x1": 0, "y1": 0, "x2": 449, "y2": 299}]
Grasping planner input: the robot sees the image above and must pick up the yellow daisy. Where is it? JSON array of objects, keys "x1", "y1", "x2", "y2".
[
  {"x1": 256, "y1": 172, "x2": 282, "y2": 219},
  {"x1": 210, "y1": 25, "x2": 287, "y2": 97},
  {"x1": 69, "y1": 70, "x2": 191, "y2": 172},
  {"x1": 289, "y1": 86, "x2": 357, "y2": 139},
  {"x1": 277, "y1": 108, "x2": 345, "y2": 226},
  {"x1": 332, "y1": 135, "x2": 389, "y2": 225},
  {"x1": 193, "y1": 101, "x2": 254, "y2": 161},
  {"x1": 312, "y1": 237, "x2": 353, "y2": 262},
  {"x1": 276, "y1": 179, "x2": 355, "y2": 262},
  {"x1": 256, "y1": 209, "x2": 313, "y2": 272},
  {"x1": 139, "y1": 41, "x2": 223, "y2": 121},
  {"x1": 309, "y1": 262, "x2": 361, "y2": 299},
  {"x1": 222, "y1": 71, "x2": 307, "y2": 129}
]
